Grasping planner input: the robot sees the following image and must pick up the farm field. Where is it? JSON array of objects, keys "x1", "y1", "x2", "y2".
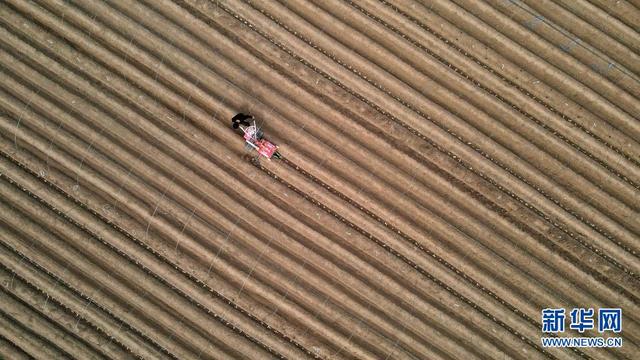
[{"x1": 0, "y1": 0, "x2": 639, "y2": 359}]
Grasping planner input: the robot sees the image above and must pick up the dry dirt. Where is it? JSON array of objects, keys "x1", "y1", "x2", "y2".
[{"x1": 0, "y1": 0, "x2": 639, "y2": 359}]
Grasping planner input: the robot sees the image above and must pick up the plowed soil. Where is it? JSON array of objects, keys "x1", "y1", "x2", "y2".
[{"x1": 1, "y1": 0, "x2": 638, "y2": 359}]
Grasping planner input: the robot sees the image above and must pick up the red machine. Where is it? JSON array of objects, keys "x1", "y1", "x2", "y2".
[{"x1": 232, "y1": 114, "x2": 282, "y2": 160}]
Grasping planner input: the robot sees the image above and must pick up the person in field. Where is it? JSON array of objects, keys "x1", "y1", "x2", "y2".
[
  {"x1": 230, "y1": 112, "x2": 280, "y2": 160},
  {"x1": 231, "y1": 113, "x2": 253, "y2": 128}
]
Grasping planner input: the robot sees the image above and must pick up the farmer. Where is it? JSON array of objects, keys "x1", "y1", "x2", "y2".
[
  {"x1": 231, "y1": 112, "x2": 253, "y2": 128},
  {"x1": 231, "y1": 113, "x2": 263, "y2": 139}
]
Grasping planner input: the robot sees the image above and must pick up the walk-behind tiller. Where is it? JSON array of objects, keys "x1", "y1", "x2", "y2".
[{"x1": 231, "y1": 113, "x2": 282, "y2": 161}]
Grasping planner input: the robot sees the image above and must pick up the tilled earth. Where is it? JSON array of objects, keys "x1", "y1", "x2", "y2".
[{"x1": 0, "y1": 0, "x2": 639, "y2": 359}]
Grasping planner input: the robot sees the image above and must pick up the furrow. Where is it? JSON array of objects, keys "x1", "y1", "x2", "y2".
[
  {"x1": 2, "y1": 137, "x2": 432, "y2": 358},
  {"x1": 339, "y1": 0, "x2": 640, "y2": 290},
  {"x1": 301, "y1": 0, "x2": 640, "y2": 210},
  {"x1": 0, "y1": 333, "x2": 34, "y2": 360},
  {"x1": 168, "y1": 0, "x2": 640, "y2": 312},
  {"x1": 0, "y1": 283, "x2": 108, "y2": 360},
  {"x1": 166, "y1": 0, "x2": 640, "y2": 315},
  {"x1": 46, "y1": 0, "x2": 556, "y2": 336},
  {"x1": 1, "y1": 0, "x2": 637, "y2": 358},
  {"x1": 0, "y1": 41, "x2": 378, "y2": 358},
  {"x1": 441, "y1": 0, "x2": 640, "y2": 127},
  {"x1": 0, "y1": 57, "x2": 478, "y2": 360},
  {"x1": 411, "y1": 0, "x2": 640, "y2": 136},
  {"x1": 130, "y1": 0, "x2": 636, "y2": 320},
  {"x1": 0, "y1": 135, "x2": 318, "y2": 360},
  {"x1": 3, "y1": 0, "x2": 528, "y2": 356},
  {"x1": 0, "y1": 184, "x2": 241, "y2": 360},
  {"x1": 0, "y1": 269, "x2": 127, "y2": 359},
  {"x1": 241, "y1": 0, "x2": 640, "y2": 247},
  {"x1": 0, "y1": 61, "x2": 395, "y2": 360},
  {"x1": 255, "y1": 160, "x2": 591, "y2": 360},
  {"x1": 278, "y1": 0, "x2": 631, "y2": 268},
  {"x1": 3, "y1": 148, "x2": 325, "y2": 360},
  {"x1": 508, "y1": 0, "x2": 640, "y2": 78},
  {"x1": 264, "y1": 159, "x2": 624, "y2": 360},
  {"x1": 90, "y1": 0, "x2": 640, "y2": 342},
  {"x1": 345, "y1": 0, "x2": 640, "y2": 191},
  {"x1": 377, "y1": 0, "x2": 640, "y2": 163},
  {"x1": 0, "y1": 307, "x2": 71, "y2": 359},
  {"x1": 0, "y1": 263, "x2": 135, "y2": 359},
  {"x1": 96, "y1": 0, "x2": 640, "y2": 324},
  {"x1": 213, "y1": 0, "x2": 640, "y2": 277},
  {"x1": 6, "y1": 13, "x2": 640, "y2": 358},
  {"x1": 281, "y1": 154, "x2": 640, "y2": 325},
  {"x1": 0, "y1": 18, "x2": 532, "y2": 356},
  {"x1": 0, "y1": 221, "x2": 174, "y2": 359},
  {"x1": 87, "y1": 0, "x2": 640, "y2": 340},
  {"x1": 0, "y1": 158, "x2": 240, "y2": 360},
  {"x1": 28, "y1": 0, "x2": 636, "y2": 340},
  {"x1": 0, "y1": 99, "x2": 341, "y2": 359},
  {"x1": 584, "y1": 0, "x2": 640, "y2": 33},
  {"x1": 226, "y1": 0, "x2": 640, "y2": 282},
  {"x1": 0, "y1": 157, "x2": 295, "y2": 360}
]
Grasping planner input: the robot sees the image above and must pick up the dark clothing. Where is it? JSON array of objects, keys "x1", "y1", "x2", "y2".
[{"x1": 232, "y1": 113, "x2": 253, "y2": 124}]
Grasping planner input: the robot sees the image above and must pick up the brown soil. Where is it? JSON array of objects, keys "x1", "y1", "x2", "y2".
[{"x1": 0, "y1": 0, "x2": 638, "y2": 359}]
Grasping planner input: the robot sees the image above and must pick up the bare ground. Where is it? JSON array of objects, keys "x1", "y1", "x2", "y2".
[{"x1": 0, "y1": 0, "x2": 638, "y2": 359}]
